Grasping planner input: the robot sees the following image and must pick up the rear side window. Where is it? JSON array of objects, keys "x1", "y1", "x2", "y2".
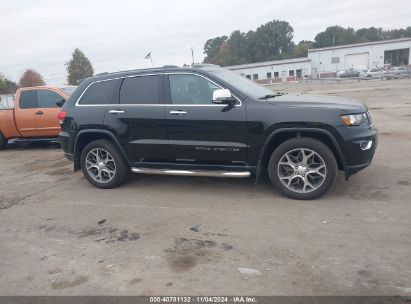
[
  {"x1": 120, "y1": 75, "x2": 162, "y2": 104},
  {"x1": 79, "y1": 80, "x2": 117, "y2": 105},
  {"x1": 37, "y1": 90, "x2": 63, "y2": 108},
  {"x1": 19, "y1": 90, "x2": 38, "y2": 109}
]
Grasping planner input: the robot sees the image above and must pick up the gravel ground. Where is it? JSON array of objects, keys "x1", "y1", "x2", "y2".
[{"x1": 0, "y1": 79, "x2": 410, "y2": 295}]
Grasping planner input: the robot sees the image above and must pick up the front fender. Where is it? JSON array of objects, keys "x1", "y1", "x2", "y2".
[{"x1": 255, "y1": 127, "x2": 348, "y2": 184}]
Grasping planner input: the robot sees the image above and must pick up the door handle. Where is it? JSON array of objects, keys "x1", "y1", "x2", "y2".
[
  {"x1": 35, "y1": 111, "x2": 44, "y2": 115},
  {"x1": 169, "y1": 110, "x2": 187, "y2": 115},
  {"x1": 109, "y1": 110, "x2": 125, "y2": 114}
]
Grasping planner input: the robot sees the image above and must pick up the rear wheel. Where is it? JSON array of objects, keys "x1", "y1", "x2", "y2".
[
  {"x1": 0, "y1": 133, "x2": 7, "y2": 150},
  {"x1": 268, "y1": 137, "x2": 337, "y2": 200},
  {"x1": 80, "y1": 139, "x2": 129, "y2": 188}
]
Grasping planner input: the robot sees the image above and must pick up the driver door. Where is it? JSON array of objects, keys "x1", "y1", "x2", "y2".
[{"x1": 35, "y1": 88, "x2": 64, "y2": 137}]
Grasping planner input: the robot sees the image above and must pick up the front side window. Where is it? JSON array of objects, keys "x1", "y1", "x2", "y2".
[
  {"x1": 19, "y1": 90, "x2": 38, "y2": 109},
  {"x1": 267, "y1": 72, "x2": 272, "y2": 79},
  {"x1": 120, "y1": 75, "x2": 162, "y2": 104},
  {"x1": 79, "y1": 80, "x2": 117, "y2": 105},
  {"x1": 37, "y1": 90, "x2": 63, "y2": 108},
  {"x1": 289, "y1": 70, "x2": 295, "y2": 76},
  {"x1": 253, "y1": 74, "x2": 258, "y2": 80},
  {"x1": 168, "y1": 74, "x2": 219, "y2": 105}
]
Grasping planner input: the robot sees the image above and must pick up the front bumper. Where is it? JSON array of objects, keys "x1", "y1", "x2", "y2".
[{"x1": 335, "y1": 125, "x2": 378, "y2": 177}]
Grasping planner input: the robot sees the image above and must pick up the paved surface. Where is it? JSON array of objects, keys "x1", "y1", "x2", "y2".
[{"x1": 0, "y1": 79, "x2": 410, "y2": 295}]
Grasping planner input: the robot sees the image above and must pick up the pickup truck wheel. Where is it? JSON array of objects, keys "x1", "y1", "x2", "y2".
[
  {"x1": 0, "y1": 133, "x2": 7, "y2": 150},
  {"x1": 268, "y1": 137, "x2": 337, "y2": 200},
  {"x1": 80, "y1": 139, "x2": 128, "y2": 189}
]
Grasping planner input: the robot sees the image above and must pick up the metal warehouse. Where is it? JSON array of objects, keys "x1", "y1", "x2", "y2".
[
  {"x1": 227, "y1": 38, "x2": 411, "y2": 82},
  {"x1": 308, "y1": 38, "x2": 411, "y2": 78},
  {"x1": 226, "y1": 58, "x2": 312, "y2": 84}
]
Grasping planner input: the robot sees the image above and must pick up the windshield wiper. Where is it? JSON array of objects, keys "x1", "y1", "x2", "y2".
[{"x1": 258, "y1": 92, "x2": 287, "y2": 100}]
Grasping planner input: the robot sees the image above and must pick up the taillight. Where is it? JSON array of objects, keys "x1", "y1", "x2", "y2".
[{"x1": 58, "y1": 111, "x2": 67, "y2": 124}]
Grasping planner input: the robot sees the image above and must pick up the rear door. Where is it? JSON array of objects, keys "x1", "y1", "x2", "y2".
[
  {"x1": 14, "y1": 90, "x2": 38, "y2": 137},
  {"x1": 104, "y1": 74, "x2": 168, "y2": 163},
  {"x1": 35, "y1": 88, "x2": 65, "y2": 137}
]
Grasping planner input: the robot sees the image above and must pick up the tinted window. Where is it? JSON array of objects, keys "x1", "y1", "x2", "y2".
[
  {"x1": 37, "y1": 90, "x2": 63, "y2": 108},
  {"x1": 120, "y1": 75, "x2": 161, "y2": 104},
  {"x1": 169, "y1": 74, "x2": 219, "y2": 105},
  {"x1": 79, "y1": 80, "x2": 117, "y2": 105},
  {"x1": 19, "y1": 90, "x2": 38, "y2": 109}
]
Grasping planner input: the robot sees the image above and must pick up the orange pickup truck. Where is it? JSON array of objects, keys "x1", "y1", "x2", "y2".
[{"x1": 0, "y1": 86, "x2": 76, "y2": 149}]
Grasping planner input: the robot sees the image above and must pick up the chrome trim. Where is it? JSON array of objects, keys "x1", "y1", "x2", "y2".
[
  {"x1": 169, "y1": 110, "x2": 187, "y2": 115},
  {"x1": 109, "y1": 109, "x2": 125, "y2": 114},
  {"x1": 75, "y1": 72, "x2": 242, "y2": 107},
  {"x1": 360, "y1": 140, "x2": 373, "y2": 150},
  {"x1": 131, "y1": 167, "x2": 251, "y2": 178}
]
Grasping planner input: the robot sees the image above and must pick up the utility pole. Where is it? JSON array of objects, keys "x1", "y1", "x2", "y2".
[{"x1": 187, "y1": 44, "x2": 195, "y2": 65}]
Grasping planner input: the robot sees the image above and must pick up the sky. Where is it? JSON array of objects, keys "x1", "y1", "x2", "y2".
[{"x1": 1, "y1": 0, "x2": 410, "y2": 86}]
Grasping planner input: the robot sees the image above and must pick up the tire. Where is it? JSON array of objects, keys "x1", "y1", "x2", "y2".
[
  {"x1": 268, "y1": 137, "x2": 337, "y2": 200},
  {"x1": 0, "y1": 132, "x2": 7, "y2": 150},
  {"x1": 80, "y1": 139, "x2": 129, "y2": 189}
]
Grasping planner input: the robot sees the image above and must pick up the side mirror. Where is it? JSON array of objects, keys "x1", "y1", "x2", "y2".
[
  {"x1": 56, "y1": 98, "x2": 66, "y2": 107},
  {"x1": 212, "y1": 89, "x2": 236, "y2": 105}
]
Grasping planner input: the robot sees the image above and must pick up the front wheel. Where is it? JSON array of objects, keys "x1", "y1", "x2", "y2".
[
  {"x1": 80, "y1": 139, "x2": 129, "y2": 189},
  {"x1": 268, "y1": 138, "x2": 337, "y2": 200}
]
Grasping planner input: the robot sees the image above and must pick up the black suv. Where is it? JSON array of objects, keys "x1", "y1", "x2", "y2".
[{"x1": 59, "y1": 64, "x2": 377, "y2": 200}]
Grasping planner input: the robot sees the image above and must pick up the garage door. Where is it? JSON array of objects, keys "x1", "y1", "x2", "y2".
[{"x1": 345, "y1": 53, "x2": 369, "y2": 69}]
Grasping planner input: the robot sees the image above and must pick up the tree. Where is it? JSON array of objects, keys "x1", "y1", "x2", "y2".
[
  {"x1": 292, "y1": 40, "x2": 314, "y2": 58},
  {"x1": 314, "y1": 26, "x2": 356, "y2": 48},
  {"x1": 253, "y1": 20, "x2": 295, "y2": 61},
  {"x1": 0, "y1": 74, "x2": 18, "y2": 94},
  {"x1": 355, "y1": 27, "x2": 381, "y2": 42},
  {"x1": 66, "y1": 48, "x2": 94, "y2": 85},
  {"x1": 227, "y1": 30, "x2": 250, "y2": 64},
  {"x1": 203, "y1": 36, "x2": 228, "y2": 63},
  {"x1": 19, "y1": 69, "x2": 45, "y2": 87}
]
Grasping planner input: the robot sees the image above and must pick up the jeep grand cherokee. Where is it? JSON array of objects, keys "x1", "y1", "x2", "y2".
[{"x1": 59, "y1": 64, "x2": 377, "y2": 200}]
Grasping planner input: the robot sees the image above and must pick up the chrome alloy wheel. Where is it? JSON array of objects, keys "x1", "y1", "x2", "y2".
[
  {"x1": 85, "y1": 148, "x2": 116, "y2": 183},
  {"x1": 277, "y1": 148, "x2": 327, "y2": 193}
]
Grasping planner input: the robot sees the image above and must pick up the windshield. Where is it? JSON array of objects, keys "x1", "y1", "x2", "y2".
[
  {"x1": 60, "y1": 86, "x2": 77, "y2": 96},
  {"x1": 206, "y1": 68, "x2": 275, "y2": 100}
]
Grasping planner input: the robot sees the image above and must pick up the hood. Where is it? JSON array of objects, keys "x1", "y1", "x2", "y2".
[{"x1": 267, "y1": 93, "x2": 367, "y2": 113}]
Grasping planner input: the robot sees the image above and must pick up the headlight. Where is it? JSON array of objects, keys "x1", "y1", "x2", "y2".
[{"x1": 341, "y1": 113, "x2": 369, "y2": 126}]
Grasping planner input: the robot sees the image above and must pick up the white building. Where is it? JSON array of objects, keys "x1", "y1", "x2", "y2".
[
  {"x1": 308, "y1": 38, "x2": 411, "y2": 78},
  {"x1": 226, "y1": 58, "x2": 312, "y2": 84},
  {"x1": 227, "y1": 38, "x2": 411, "y2": 81}
]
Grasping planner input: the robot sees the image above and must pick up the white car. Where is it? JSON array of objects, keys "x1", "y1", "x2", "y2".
[{"x1": 364, "y1": 68, "x2": 384, "y2": 78}]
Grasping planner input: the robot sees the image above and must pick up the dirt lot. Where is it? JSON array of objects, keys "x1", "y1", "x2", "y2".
[{"x1": 0, "y1": 79, "x2": 410, "y2": 295}]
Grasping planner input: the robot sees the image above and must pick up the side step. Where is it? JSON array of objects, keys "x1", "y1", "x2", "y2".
[{"x1": 131, "y1": 167, "x2": 251, "y2": 178}]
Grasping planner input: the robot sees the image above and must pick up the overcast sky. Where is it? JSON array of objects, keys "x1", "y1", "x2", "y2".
[{"x1": 1, "y1": 0, "x2": 410, "y2": 85}]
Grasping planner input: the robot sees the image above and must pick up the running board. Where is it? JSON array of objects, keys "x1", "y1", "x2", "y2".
[{"x1": 131, "y1": 167, "x2": 251, "y2": 178}]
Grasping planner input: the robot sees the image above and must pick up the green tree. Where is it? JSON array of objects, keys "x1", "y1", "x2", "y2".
[
  {"x1": 66, "y1": 48, "x2": 94, "y2": 85},
  {"x1": 355, "y1": 27, "x2": 381, "y2": 42},
  {"x1": 19, "y1": 69, "x2": 45, "y2": 87},
  {"x1": 228, "y1": 30, "x2": 250, "y2": 64},
  {"x1": 203, "y1": 36, "x2": 228, "y2": 63},
  {"x1": 292, "y1": 40, "x2": 314, "y2": 57},
  {"x1": 0, "y1": 74, "x2": 18, "y2": 94},
  {"x1": 253, "y1": 20, "x2": 295, "y2": 61},
  {"x1": 314, "y1": 26, "x2": 356, "y2": 48}
]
